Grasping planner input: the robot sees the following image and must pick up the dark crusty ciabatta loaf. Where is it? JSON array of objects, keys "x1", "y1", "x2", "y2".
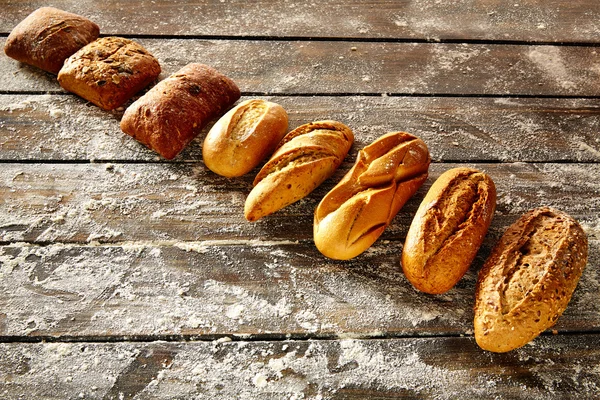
[
  {"x1": 120, "y1": 63, "x2": 240, "y2": 159},
  {"x1": 402, "y1": 167, "x2": 496, "y2": 294},
  {"x1": 244, "y1": 120, "x2": 354, "y2": 222},
  {"x1": 314, "y1": 132, "x2": 430, "y2": 260},
  {"x1": 474, "y1": 207, "x2": 588, "y2": 353},
  {"x1": 58, "y1": 37, "x2": 161, "y2": 111},
  {"x1": 4, "y1": 7, "x2": 99, "y2": 74}
]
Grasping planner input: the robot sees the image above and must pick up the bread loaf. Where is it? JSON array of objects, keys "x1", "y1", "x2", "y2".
[
  {"x1": 314, "y1": 132, "x2": 430, "y2": 260},
  {"x1": 402, "y1": 167, "x2": 496, "y2": 294},
  {"x1": 474, "y1": 207, "x2": 588, "y2": 353},
  {"x1": 244, "y1": 120, "x2": 354, "y2": 222},
  {"x1": 203, "y1": 99, "x2": 288, "y2": 177},
  {"x1": 4, "y1": 7, "x2": 99, "y2": 74},
  {"x1": 120, "y1": 63, "x2": 240, "y2": 159},
  {"x1": 58, "y1": 37, "x2": 161, "y2": 111}
]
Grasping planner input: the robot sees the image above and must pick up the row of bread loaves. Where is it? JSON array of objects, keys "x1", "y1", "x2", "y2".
[
  {"x1": 206, "y1": 98, "x2": 589, "y2": 354},
  {"x1": 5, "y1": 7, "x2": 589, "y2": 355},
  {"x1": 5, "y1": 7, "x2": 241, "y2": 160}
]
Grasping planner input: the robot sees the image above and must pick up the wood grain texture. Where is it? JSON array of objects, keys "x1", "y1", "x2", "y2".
[
  {"x1": 0, "y1": 162, "x2": 598, "y2": 244},
  {"x1": 2, "y1": 0, "x2": 599, "y2": 43},
  {"x1": 2, "y1": 0, "x2": 600, "y2": 396},
  {"x1": 2, "y1": 38, "x2": 600, "y2": 96},
  {"x1": 2, "y1": 336, "x2": 600, "y2": 399},
  {"x1": 1, "y1": 94, "x2": 599, "y2": 162},
  {"x1": 0, "y1": 239, "x2": 597, "y2": 338}
]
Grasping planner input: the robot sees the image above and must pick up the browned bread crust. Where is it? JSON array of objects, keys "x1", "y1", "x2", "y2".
[
  {"x1": 402, "y1": 167, "x2": 496, "y2": 294},
  {"x1": 4, "y1": 7, "x2": 100, "y2": 74},
  {"x1": 244, "y1": 120, "x2": 354, "y2": 222},
  {"x1": 58, "y1": 37, "x2": 161, "y2": 111},
  {"x1": 120, "y1": 63, "x2": 240, "y2": 159},
  {"x1": 314, "y1": 132, "x2": 430, "y2": 260},
  {"x1": 203, "y1": 99, "x2": 289, "y2": 177},
  {"x1": 474, "y1": 207, "x2": 588, "y2": 353}
]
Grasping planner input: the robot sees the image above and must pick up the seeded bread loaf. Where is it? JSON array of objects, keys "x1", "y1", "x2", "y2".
[
  {"x1": 120, "y1": 63, "x2": 240, "y2": 159},
  {"x1": 58, "y1": 37, "x2": 161, "y2": 110},
  {"x1": 203, "y1": 99, "x2": 289, "y2": 177},
  {"x1": 402, "y1": 167, "x2": 496, "y2": 294},
  {"x1": 474, "y1": 207, "x2": 588, "y2": 353},
  {"x1": 314, "y1": 132, "x2": 430, "y2": 260},
  {"x1": 4, "y1": 7, "x2": 99, "y2": 74},
  {"x1": 244, "y1": 120, "x2": 354, "y2": 222}
]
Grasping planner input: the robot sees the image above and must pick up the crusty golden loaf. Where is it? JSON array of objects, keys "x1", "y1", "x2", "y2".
[
  {"x1": 314, "y1": 132, "x2": 430, "y2": 260},
  {"x1": 474, "y1": 207, "x2": 588, "y2": 353},
  {"x1": 244, "y1": 120, "x2": 354, "y2": 222},
  {"x1": 203, "y1": 99, "x2": 288, "y2": 177},
  {"x1": 402, "y1": 167, "x2": 496, "y2": 294}
]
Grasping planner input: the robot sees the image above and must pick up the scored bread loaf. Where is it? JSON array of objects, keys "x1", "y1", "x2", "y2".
[
  {"x1": 203, "y1": 99, "x2": 289, "y2": 177},
  {"x1": 120, "y1": 63, "x2": 240, "y2": 159},
  {"x1": 314, "y1": 132, "x2": 430, "y2": 260},
  {"x1": 58, "y1": 37, "x2": 161, "y2": 110},
  {"x1": 4, "y1": 7, "x2": 99, "y2": 74},
  {"x1": 244, "y1": 120, "x2": 354, "y2": 222},
  {"x1": 474, "y1": 207, "x2": 588, "y2": 353},
  {"x1": 402, "y1": 167, "x2": 496, "y2": 294}
]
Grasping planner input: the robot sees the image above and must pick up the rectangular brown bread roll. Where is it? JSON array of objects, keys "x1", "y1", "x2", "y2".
[
  {"x1": 58, "y1": 37, "x2": 161, "y2": 111},
  {"x1": 402, "y1": 167, "x2": 496, "y2": 294},
  {"x1": 120, "y1": 63, "x2": 241, "y2": 159},
  {"x1": 314, "y1": 132, "x2": 430, "y2": 260},
  {"x1": 4, "y1": 7, "x2": 100, "y2": 74},
  {"x1": 474, "y1": 207, "x2": 588, "y2": 353}
]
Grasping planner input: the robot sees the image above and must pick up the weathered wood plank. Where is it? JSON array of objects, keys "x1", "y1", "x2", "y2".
[
  {"x1": 2, "y1": 38, "x2": 600, "y2": 96},
  {"x1": 2, "y1": 0, "x2": 600, "y2": 43},
  {"x1": 0, "y1": 162, "x2": 598, "y2": 244},
  {"x1": 2, "y1": 336, "x2": 600, "y2": 399},
  {"x1": 0, "y1": 239, "x2": 597, "y2": 338},
  {"x1": 2, "y1": 94, "x2": 599, "y2": 162}
]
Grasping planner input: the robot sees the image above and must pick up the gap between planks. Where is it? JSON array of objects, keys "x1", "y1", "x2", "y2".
[
  {"x1": 3, "y1": 31, "x2": 600, "y2": 47},
  {"x1": 3, "y1": 90, "x2": 600, "y2": 99},
  {"x1": 2, "y1": 329, "x2": 599, "y2": 345}
]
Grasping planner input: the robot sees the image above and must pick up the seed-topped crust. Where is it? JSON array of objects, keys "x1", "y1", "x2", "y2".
[
  {"x1": 474, "y1": 207, "x2": 588, "y2": 353},
  {"x1": 58, "y1": 37, "x2": 161, "y2": 110}
]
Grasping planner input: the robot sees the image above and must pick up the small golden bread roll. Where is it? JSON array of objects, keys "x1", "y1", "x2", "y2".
[
  {"x1": 4, "y1": 7, "x2": 99, "y2": 74},
  {"x1": 402, "y1": 167, "x2": 496, "y2": 294},
  {"x1": 314, "y1": 132, "x2": 430, "y2": 260},
  {"x1": 120, "y1": 63, "x2": 240, "y2": 159},
  {"x1": 58, "y1": 37, "x2": 161, "y2": 111},
  {"x1": 474, "y1": 207, "x2": 587, "y2": 353},
  {"x1": 203, "y1": 99, "x2": 288, "y2": 177},
  {"x1": 245, "y1": 120, "x2": 354, "y2": 222}
]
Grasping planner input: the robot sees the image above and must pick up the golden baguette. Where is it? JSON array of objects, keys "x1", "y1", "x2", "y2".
[
  {"x1": 203, "y1": 99, "x2": 289, "y2": 177},
  {"x1": 314, "y1": 132, "x2": 430, "y2": 260},
  {"x1": 402, "y1": 167, "x2": 496, "y2": 294},
  {"x1": 474, "y1": 207, "x2": 588, "y2": 353},
  {"x1": 244, "y1": 120, "x2": 354, "y2": 222}
]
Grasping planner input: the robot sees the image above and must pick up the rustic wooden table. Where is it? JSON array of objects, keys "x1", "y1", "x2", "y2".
[{"x1": 1, "y1": 1, "x2": 600, "y2": 399}]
